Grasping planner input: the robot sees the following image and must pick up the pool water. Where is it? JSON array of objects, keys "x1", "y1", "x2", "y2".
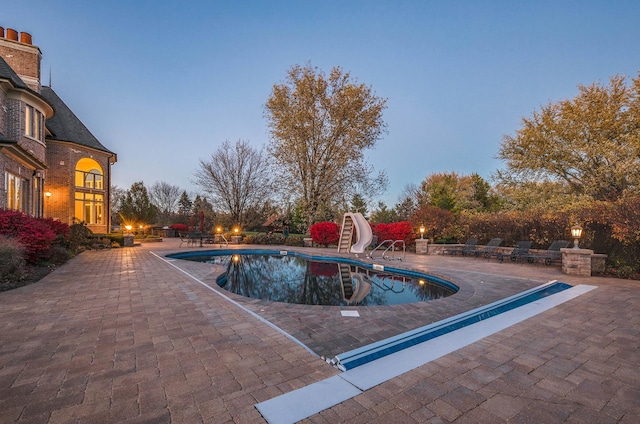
[{"x1": 168, "y1": 250, "x2": 457, "y2": 306}]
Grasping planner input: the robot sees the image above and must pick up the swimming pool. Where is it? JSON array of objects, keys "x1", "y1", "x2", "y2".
[{"x1": 167, "y1": 249, "x2": 458, "y2": 306}]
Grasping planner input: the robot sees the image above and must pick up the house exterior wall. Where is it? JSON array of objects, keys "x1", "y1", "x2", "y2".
[
  {"x1": 0, "y1": 86, "x2": 6, "y2": 132},
  {"x1": 0, "y1": 84, "x2": 43, "y2": 214},
  {"x1": 1, "y1": 25, "x2": 115, "y2": 232},
  {"x1": 45, "y1": 140, "x2": 111, "y2": 233}
]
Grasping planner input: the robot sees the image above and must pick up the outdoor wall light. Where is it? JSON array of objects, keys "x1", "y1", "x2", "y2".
[
  {"x1": 419, "y1": 225, "x2": 425, "y2": 239},
  {"x1": 45, "y1": 191, "x2": 52, "y2": 198},
  {"x1": 571, "y1": 224, "x2": 583, "y2": 249}
]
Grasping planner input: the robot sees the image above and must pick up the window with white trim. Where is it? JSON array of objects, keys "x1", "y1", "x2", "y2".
[
  {"x1": 5, "y1": 171, "x2": 27, "y2": 211},
  {"x1": 25, "y1": 105, "x2": 43, "y2": 140}
]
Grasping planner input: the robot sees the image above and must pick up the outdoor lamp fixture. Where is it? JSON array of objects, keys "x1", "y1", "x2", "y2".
[
  {"x1": 125, "y1": 225, "x2": 133, "y2": 235},
  {"x1": 419, "y1": 225, "x2": 425, "y2": 239},
  {"x1": 234, "y1": 227, "x2": 239, "y2": 234},
  {"x1": 45, "y1": 191, "x2": 51, "y2": 199},
  {"x1": 216, "y1": 226, "x2": 222, "y2": 234},
  {"x1": 571, "y1": 224, "x2": 583, "y2": 249}
]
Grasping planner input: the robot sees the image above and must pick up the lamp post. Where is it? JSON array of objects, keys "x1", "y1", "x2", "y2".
[
  {"x1": 419, "y1": 225, "x2": 425, "y2": 239},
  {"x1": 124, "y1": 225, "x2": 134, "y2": 247},
  {"x1": 571, "y1": 224, "x2": 583, "y2": 249}
]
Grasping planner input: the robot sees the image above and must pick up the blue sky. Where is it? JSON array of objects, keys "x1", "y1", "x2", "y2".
[{"x1": 5, "y1": 1, "x2": 640, "y2": 206}]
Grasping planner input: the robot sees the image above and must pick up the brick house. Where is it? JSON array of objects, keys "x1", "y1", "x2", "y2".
[{"x1": 0, "y1": 26, "x2": 116, "y2": 233}]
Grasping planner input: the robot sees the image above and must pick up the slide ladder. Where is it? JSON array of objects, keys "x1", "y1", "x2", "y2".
[{"x1": 337, "y1": 213, "x2": 373, "y2": 254}]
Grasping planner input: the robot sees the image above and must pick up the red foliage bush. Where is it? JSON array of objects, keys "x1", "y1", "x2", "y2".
[
  {"x1": 0, "y1": 209, "x2": 60, "y2": 263},
  {"x1": 170, "y1": 223, "x2": 188, "y2": 232},
  {"x1": 309, "y1": 261, "x2": 338, "y2": 277},
  {"x1": 373, "y1": 221, "x2": 415, "y2": 245},
  {"x1": 40, "y1": 217, "x2": 70, "y2": 237},
  {"x1": 310, "y1": 221, "x2": 340, "y2": 246}
]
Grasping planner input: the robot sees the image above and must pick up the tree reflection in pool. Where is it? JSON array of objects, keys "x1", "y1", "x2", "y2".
[{"x1": 181, "y1": 252, "x2": 457, "y2": 306}]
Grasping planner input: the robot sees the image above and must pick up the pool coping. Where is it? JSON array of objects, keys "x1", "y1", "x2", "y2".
[{"x1": 254, "y1": 284, "x2": 598, "y2": 424}]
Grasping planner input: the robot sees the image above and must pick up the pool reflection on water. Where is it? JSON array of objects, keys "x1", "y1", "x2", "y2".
[{"x1": 181, "y1": 253, "x2": 456, "y2": 307}]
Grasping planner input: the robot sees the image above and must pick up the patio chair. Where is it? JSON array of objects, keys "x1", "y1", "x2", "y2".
[
  {"x1": 525, "y1": 240, "x2": 570, "y2": 265},
  {"x1": 498, "y1": 240, "x2": 532, "y2": 262},
  {"x1": 178, "y1": 232, "x2": 190, "y2": 247},
  {"x1": 476, "y1": 238, "x2": 503, "y2": 258},
  {"x1": 443, "y1": 238, "x2": 478, "y2": 256}
]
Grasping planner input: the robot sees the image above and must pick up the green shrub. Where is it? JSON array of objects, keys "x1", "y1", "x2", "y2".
[
  {"x1": 0, "y1": 236, "x2": 27, "y2": 285},
  {"x1": 67, "y1": 221, "x2": 92, "y2": 253},
  {"x1": 284, "y1": 235, "x2": 305, "y2": 247},
  {"x1": 45, "y1": 245, "x2": 71, "y2": 265}
]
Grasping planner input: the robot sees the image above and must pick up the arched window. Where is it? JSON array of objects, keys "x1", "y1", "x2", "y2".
[
  {"x1": 74, "y1": 158, "x2": 104, "y2": 224},
  {"x1": 75, "y1": 158, "x2": 103, "y2": 189}
]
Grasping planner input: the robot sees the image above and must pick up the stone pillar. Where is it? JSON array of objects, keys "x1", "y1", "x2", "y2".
[
  {"x1": 561, "y1": 248, "x2": 593, "y2": 276},
  {"x1": 123, "y1": 235, "x2": 134, "y2": 247},
  {"x1": 415, "y1": 238, "x2": 428, "y2": 254},
  {"x1": 231, "y1": 235, "x2": 242, "y2": 244}
]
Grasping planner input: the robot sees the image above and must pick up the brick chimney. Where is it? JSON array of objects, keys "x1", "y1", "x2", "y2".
[{"x1": 0, "y1": 25, "x2": 42, "y2": 92}]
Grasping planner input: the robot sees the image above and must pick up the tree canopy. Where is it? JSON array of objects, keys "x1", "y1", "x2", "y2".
[
  {"x1": 497, "y1": 73, "x2": 640, "y2": 202},
  {"x1": 419, "y1": 172, "x2": 496, "y2": 213},
  {"x1": 118, "y1": 181, "x2": 158, "y2": 226},
  {"x1": 194, "y1": 139, "x2": 272, "y2": 227},
  {"x1": 149, "y1": 181, "x2": 181, "y2": 224},
  {"x1": 264, "y1": 64, "x2": 387, "y2": 230}
]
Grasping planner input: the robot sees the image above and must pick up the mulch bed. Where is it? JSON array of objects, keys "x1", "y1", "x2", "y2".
[{"x1": 0, "y1": 265, "x2": 56, "y2": 293}]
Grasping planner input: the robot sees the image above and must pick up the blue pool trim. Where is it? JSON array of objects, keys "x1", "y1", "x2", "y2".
[
  {"x1": 332, "y1": 280, "x2": 572, "y2": 370},
  {"x1": 167, "y1": 248, "x2": 459, "y2": 293}
]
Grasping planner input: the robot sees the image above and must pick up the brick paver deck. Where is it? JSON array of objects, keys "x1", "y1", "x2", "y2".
[{"x1": 1, "y1": 239, "x2": 638, "y2": 423}]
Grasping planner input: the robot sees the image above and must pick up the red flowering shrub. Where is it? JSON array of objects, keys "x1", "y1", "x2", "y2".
[
  {"x1": 310, "y1": 221, "x2": 340, "y2": 247},
  {"x1": 170, "y1": 223, "x2": 188, "y2": 232}
]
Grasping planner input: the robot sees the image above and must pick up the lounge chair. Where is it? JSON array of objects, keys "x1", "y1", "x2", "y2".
[
  {"x1": 498, "y1": 240, "x2": 532, "y2": 262},
  {"x1": 525, "y1": 240, "x2": 570, "y2": 265},
  {"x1": 443, "y1": 238, "x2": 478, "y2": 256},
  {"x1": 476, "y1": 238, "x2": 503, "y2": 258}
]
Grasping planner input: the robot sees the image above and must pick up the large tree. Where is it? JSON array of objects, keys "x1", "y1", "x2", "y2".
[
  {"x1": 419, "y1": 172, "x2": 495, "y2": 213},
  {"x1": 194, "y1": 139, "x2": 272, "y2": 227},
  {"x1": 265, "y1": 64, "x2": 388, "y2": 230},
  {"x1": 149, "y1": 181, "x2": 181, "y2": 223},
  {"x1": 119, "y1": 181, "x2": 158, "y2": 226},
  {"x1": 497, "y1": 73, "x2": 640, "y2": 202}
]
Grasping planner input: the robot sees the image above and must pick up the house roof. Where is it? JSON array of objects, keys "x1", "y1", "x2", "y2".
[
  {"x1": 0, "y1": 136, "x2": 48, "y2": 170},
  {"x1": 40, "y1": 86, "x2": 115, "y2": 155},
  {"x1": 0, "y1": 55, "x2": 29, "y2": 89}
]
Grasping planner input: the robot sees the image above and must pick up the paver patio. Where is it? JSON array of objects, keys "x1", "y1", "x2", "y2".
[{"x1": 0, "y1": 238, "x2": 638, "y2": 423}]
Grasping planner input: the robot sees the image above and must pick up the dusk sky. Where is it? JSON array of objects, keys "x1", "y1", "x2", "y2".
[{"x1": 5, "y1": 1, "x2": 640, "y2": 206}]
